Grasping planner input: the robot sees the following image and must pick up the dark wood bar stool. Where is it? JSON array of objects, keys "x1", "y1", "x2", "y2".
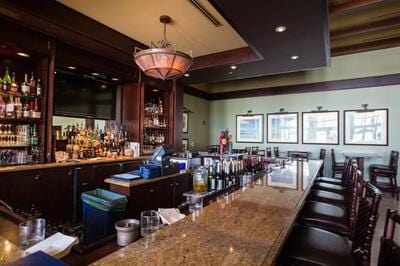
[
  {"x1": 369, "y1": 150, "x2": 399, "y2": 201},
  {"x1": 273, "y1": 147, "x2": 279, "y2": 157},
  {"x1": 319, "y1": 148, "x2": 326, "y2": 177},
  {"x1": 266, "y1": 147, "x2": 272, "y2": 157},
  {"x1": 331, "y1": 148, "x2": 345, "y2": 178},
  {"x1": 280, "y1": 182, "x2": 382, "y2": 266},
  {"x1": 378, "y1": 209, "x2": 400, "y2": 266}
]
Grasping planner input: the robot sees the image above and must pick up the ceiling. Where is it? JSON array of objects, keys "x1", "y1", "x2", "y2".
[{"x1": 57, "y1": 0, "x2": 247, "y2": 57}]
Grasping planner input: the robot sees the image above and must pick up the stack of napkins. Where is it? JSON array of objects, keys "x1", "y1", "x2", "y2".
[
  {"x1": 158, "y1": 208, "x2": 185, "y2": 225},
  {"x1": 24, "y1": 232, "x2": 79, "y2": 259},
  {"x1": 111, "y1": 173, "x2": 141, "y2": 182}
]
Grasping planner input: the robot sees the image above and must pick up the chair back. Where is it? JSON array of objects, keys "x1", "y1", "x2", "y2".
[
  {"x1": 288, "y1": 151, "x2": 309, "y2": 160},
  {"x1": 378, "y1": 209, "x2": 400, "y2": 266},
  {"x1": 257, "y1": 150, "x2": 266, "y2": 156},
  {"x1": 273, "y1": 147, "x2": 279, "y2": 157},
  {"x1": 266, "y1": 147, "x2": 272, "y2": 157},
  {"x1": 346, "y1": 165, "x2": 362, "y2": 238},
  {"x1": 319, "y1": 148, "x2": 326, "y2": 160},
  {"x1": 245, "y1": 147, "x2": 251, "y2": 155},
  {"x1": 390, "y1": 150, "x2": 399, "y2": 172},
  {"x1": 331, "y1": 148, "x2": 338, "y2": 166},
  {"x1": 251, "y1": 146, "x2": 259, "y2": 155},
  {"x1": 352, "y1": 182, "x2": 382, "y2": 266}
]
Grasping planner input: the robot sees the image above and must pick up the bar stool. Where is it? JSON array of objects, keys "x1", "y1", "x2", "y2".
[
  {"x1": 331, "y1": 148, "x2": 345, "y2": 178},
  {"x1": 279, "y1": 182, "x2": 382, "y2": 266},
  {"x1": 266, "y1": 147, "x2": 272, "y2": 157},
  {"x1": 378, "y1": 209, "x2": 400, "y2": 266},
  {"x1": 273, "y1": 147, "x2": 279, "y2": 157},
  {"x1": 319, "y1": 148, "x2": 326, "y2": 177},
  {"x1": 315, "y1": 156, "x2": 351, "y2": 186},
  {"x1": 369, "y1": 150, "x2": 399, "y2": 201}
]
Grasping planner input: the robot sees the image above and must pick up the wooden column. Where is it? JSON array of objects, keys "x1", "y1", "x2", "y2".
[
  {"x1": 122, "y1": 82, "x2": 142, "y2": 142},
  {"x1": 171, "y1": 79, "x2": 183, "y2": 151}
]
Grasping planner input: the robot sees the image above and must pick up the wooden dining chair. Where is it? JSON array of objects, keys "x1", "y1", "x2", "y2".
[
  {"x1": 245, "y1": 147, "x2": 251, "y2": 155},
  {"x1": 378, "y1": 209, "x2": 400, "y2": 266},
  {"x1": 369, "y1": 150, "x2": 399, "y2": 201},
  {"x1": 273, "y1": 147, "x2": 279, "y2": 158},
  {"x1": 287, "y1": 151, "x2": 309, "y2": 160},
  {"x1": 319, "y1": 148, "x2": 327, "y2": 177},
  {"x1": 251, "y1": 146, "x2": 259, "y2": 155},
  {"x1": 331, "y1": 148, "x2": 345, "y2": 178},
  {"x1": 266, "y1": 147, "x2": 272, "y2": 157}
]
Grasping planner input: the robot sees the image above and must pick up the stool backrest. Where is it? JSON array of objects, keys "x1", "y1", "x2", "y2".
[
  {"x1": 378, "y1": 209, "x2": 400, "y2": 266},
  {"x1": 352, "y1": 182, "x2": 382, "y2": 266},
  {"x1": 331, "y1": 148, "x2": 338, "y2": 166},
  {"x1": 390, "y1": 150, "x2": 399, "y2": 172},
  {"x1": 319, "y1": 148, "x2": 326, "y2": 160},
  {"x1": 273, "y1": 147, "x2": 279, "y2": 157},
  {"x1": 266, "y1": 147, "x2": 272, "y2": 157}
]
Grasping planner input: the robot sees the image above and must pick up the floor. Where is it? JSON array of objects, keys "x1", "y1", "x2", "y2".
[{"x1": 371, "y1": 192, "x2": 400, "y2": 265}]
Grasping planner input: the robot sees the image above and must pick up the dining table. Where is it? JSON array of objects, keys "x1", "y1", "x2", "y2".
[
  {"x1": 342, "y1": 151, "x2": 383, "y2": 178},
  {"x1": 92, "y1": 159, "x2": 322, "y2": 266}
]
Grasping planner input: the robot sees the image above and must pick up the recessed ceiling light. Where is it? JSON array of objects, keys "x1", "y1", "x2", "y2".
[
  {"x1": 275, "y1": 26, "x2": 287, "y2": 33},
  {"x1": 184, "y1": 73, "x2": 190, "y2": 77},
  {"x1": 230, "y1": 65, "x2": 237, "y2": 70},
  {"x1": 152, "y1": 89, "x2": 159, "y2": 92},
  {"x1": 290, "y1": 55, "x2": 299, "y2": 60},
  {"x1": 100, "y1": 84, "x2": 107, "y2": 89},
  {"x1": 228, "y1": 71, "x2": 233, "y2": 75},
  {"x1": 67, "y1": 66, "x2": 77, "y2": 70},
  {"x1": 91, "y1": 72, "x2": 99, "y2": 76},
  {"x1": 17, "y1": 52, "x2": 30, "y2": 57},
  {"x1": 54, "y1": 71, "x2": 57, "y2": 74},
  {"x1": 112, "y1": 77, "x2": 119, "y2": 81}
]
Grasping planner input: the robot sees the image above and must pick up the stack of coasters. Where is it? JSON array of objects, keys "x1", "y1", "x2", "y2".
[{"x1": 139, "y1": 164, "x2": 161, "y2": 179}]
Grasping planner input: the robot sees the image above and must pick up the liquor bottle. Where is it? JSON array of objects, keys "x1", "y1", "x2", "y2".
[
  {"x1": 30, "y1": 124, "x2": 39, "y2": 146},
  {"x1": 33, "y1": 97, "x2": 41, "y2": 118},
  {"x1": 0, "y1": 97, "x2": 5, "y2": 118},
  {"x1": 158, "y1": 98, "x2": 163, "y2": 114},
  {"x1": 21, "y1": 74, "x2": 30, "y2": 94},
  {"x1": 29, "y1": 72, "x2": 36, "y2": 95},
  {"x1": 216, "y1": 162, "x2": 223, "y2": 190},
  {"x1": 23, "y1": 97, "x2": 30, "y2": 118},
  {"x1": 6, "y1": 96, "x2": 15, "y2": 118},
  {"x1": 224, "y1": 161, "x2": 230, "y2": 187},
  {"x1": 3, "y1": 67, "x2": 11, "y2": 91},
  {"x1": 207, "y1": 165, "x2": 214, "y2": 191},
  {"x1": 10, "y1": 72, "x2": 18, "y2": 93},
  {"x1": 14, "y1": 97, "x2": 23, "y2": 119},
  {"x1": 36, "y1": 79, "x2": 41, "y2": 97}
]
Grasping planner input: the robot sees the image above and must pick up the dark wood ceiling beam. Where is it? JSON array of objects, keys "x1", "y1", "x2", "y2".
[
  {"x1": 331, "y1": 36, "x2": 400, "y2": 56},
  {"x1": 190, "y1": 47, "x2": 261, "y2": 71},
  {"x1": 331, "y1": 16, "x2": 400, "y2": 40},
  {"x1": 330, "y1": 0, "x2": 385, "y2": 16}
]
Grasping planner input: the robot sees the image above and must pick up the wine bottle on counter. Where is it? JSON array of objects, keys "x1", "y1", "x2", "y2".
[
  {"x1": 29, "y1": 72, "x2": 36, "y2": 95},
  {"x1": 21, "y1": 74, "x2": 30, "y2": 94},
  {"x1": 10, "y1": 72, "x2": 18, "y2": 93},
  {"x1": 2, "y1": 67, "x2": 11, "y2": 91}
]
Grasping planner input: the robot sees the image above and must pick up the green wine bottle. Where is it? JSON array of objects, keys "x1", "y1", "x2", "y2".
[{"x1": 3, "y1": 67, "x2": 11, "y2": 91}]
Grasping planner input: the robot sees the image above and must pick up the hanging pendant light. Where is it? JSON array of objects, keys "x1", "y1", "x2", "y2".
[{"x1": 134, "y1": 15, "x2": 193, "y2": 80}]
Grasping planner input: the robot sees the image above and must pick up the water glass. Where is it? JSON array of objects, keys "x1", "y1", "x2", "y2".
[
  {"x1": 140, "y1": 210, "x2": 160, "y2": 237},
  {"x1": 19, "y1": 218, "x2": 46, "y2": 249},
  {"x1": 187, "y1": 194, "x2": 204, "y2": 213}
]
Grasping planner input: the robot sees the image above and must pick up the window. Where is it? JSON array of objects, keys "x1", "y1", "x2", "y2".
[
  {"x1": 302, "y1": 111, "x2": 339, "y2": 144},
  {"x1": 267, "y1": 113, "x2": 298, "y2": 143},
  {"x1": 344, "y1": 109, "x2": 388, "y2": 145}
]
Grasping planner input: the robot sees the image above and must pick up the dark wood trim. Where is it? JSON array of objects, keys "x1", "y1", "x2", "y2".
[
  {"x1": 331, "y1": 37, "x2": 400, "y2": 56},
  {"x1": 210, "y1": 73, "x2": 400, "y2": 100},
  {"x1": 343, "y1": 108, "x2": 389, "y2": 146},
  {"x1": 183, "y1": 86, "x2": 211, "y2": 100},
  {"x1": 190, "y1": 47, "x2": 261, "y2": 71},
  {"x1": 115, "y1": 85, "x2": 122, "y2": 125},
  {"x1": 236, "y1": 114, "x2": 264, "y2": 143},
  {"x1": 329, "y1": 0, "x2": 385, "y2": 16},
  {"x1": 301, "y1": 111, "x2": 340, "y2": 145},
  {"x1": 330, "y1": 17, "x2": 400, "y2": 40},
  {"x1": 266, "y1": 113, "x2": 299, "y2": 144}
]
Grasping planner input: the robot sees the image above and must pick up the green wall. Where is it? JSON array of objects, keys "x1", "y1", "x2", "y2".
[
  {"x1": 183, "y1": 93, "x2": 209, "y2": 152},
  {"x1": 209, "y1": 85, "x2": 400, "y2": 180}
]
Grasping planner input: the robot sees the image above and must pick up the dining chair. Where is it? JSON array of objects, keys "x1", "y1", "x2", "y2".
[
  {"x1": 245, "y1": 147, "x2": 251, "y2": 155},
  {"x1": 331, "y1": 148, "x2": 345, "y2": 178},
  {"x1": 369, "y1": 150, "x2": 399, "y2": 201},
  {"x1": 266, "y1": 147, "x2": 272, "y2": 157},
  {"x1": 257, "y1": 150, "x2": 265, "y2": 156},
  {"x1": 273, "y1": 147, "x2": 279, "y2": 158},
  {"x1": 280, "y1": 182, "x2": 382, "y2": 266},
  {"x1": 378, "y1": 209, "x2": 400, "y2": 266},
  {"x1": 251, "y1": 146, "x2": 259, "y2": 155},
  {"x1": 287, "y1": 151, "x2": 309, "y2": 160},
  {"x1": 319, "y1": 148, "x2": 327, "y2": 177}
]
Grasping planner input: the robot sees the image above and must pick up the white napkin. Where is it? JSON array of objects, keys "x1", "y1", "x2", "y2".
[
  {"x1": 158, "y1": 208, "x2": 185, "y2": 225},
  {"x1": 25, "y1": 232, "x2": 79, "y2": 259}
]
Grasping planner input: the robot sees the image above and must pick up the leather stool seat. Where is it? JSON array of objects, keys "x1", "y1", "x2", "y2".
[
  {"x1": 298, "y1": 201, "x2": 348, "y2": 235},
  {"x1": 313, "y1": 182, "x2": 346, "y2": 194},
  {"x1": 316, "y1": 176, "x2": 343, "y2": 185},
  {"x1": 280, "y1": 224, "x2": 357, "y2": 266},
  {"x1": 308, "y1": 189, "x2": 345, "y2": 205}
]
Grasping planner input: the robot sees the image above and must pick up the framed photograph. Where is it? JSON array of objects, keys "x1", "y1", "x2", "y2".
[
  {"x1": 267, "y1": 112, "x2": 298, "y2": 143},
  {"x1": 182, "y1": 138, "x2": 189, "y2": 151},
  {"x1": 302, "y1": 111, "x2": 339, "y2": 145},
  {"x1": 344, "y1": 109, "x2": 388, "y2": 146},
  {"x1": 236, "y1": 114, "x2": 264, "y2": 143},
  {"x1": 182, "y1": 112, "x2": 188, "y2": 133},
  {"x1": 267, "y1": 169, "x2": 298, "y2": 189}
]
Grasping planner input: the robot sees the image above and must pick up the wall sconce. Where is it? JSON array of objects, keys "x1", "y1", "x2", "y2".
[{"x1": 361, "y1": 104, "x2": 369, "y2": 110}]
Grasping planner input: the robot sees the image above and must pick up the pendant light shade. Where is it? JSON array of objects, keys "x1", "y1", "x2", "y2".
[{"x1": 134, "y1": 16, "x2": 193, "y2": 80}]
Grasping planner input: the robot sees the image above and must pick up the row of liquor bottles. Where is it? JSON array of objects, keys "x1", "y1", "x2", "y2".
[
  {"x1": 193, "y1": 157, "x2": 265, "y2": 192},
  {"x1": 0, "y1": 123, "x2": 39, "y2": 146},
  {"x1": 1, "y1": 67, "x2": 42, "y2": 96},
  {"x1": 143, "y1": 130, "x2": 166, "y2": 145},
  {"x1": 144, "y1": 97, "x2": 164, "y2": 115},
  {"x1": 0, "y1": 95, "x2": 41, "y2": 119},
  {"x1": 144, "y1": 115, "x2": 167, "y2": 128}
]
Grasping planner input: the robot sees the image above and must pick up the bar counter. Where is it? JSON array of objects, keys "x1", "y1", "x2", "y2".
[
  {"x1": 93, "y1": 159, "x2": 322, "y2": 266},
  {"x1": 0, "y1": 156, "x2": 148, "y2": 173}
]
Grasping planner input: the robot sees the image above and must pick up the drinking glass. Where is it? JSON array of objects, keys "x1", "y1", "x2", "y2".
[
  {"x1": 140, "y1": 210, "x2": 160, "y2": 237},
  {"x1": 187, "y1": 194, "x2": 204, "y2": 213},
  {"x1": 19, "y1": 218, "x2": 46, "y2": 249}
]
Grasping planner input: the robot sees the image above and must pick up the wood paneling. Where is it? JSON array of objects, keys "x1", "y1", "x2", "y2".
[
  {"x1": 329, "y1": 0, "x2": 385, "y2": 16},
  {"x1": 122, "y1": 82, "x2": 142, "y2": 142},
  {"x1": 331, "y1": 36, "x2": 400, "y2": 56}
]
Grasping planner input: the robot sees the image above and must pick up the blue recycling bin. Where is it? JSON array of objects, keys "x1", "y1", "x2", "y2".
[{"x1": 81, "y1": 189, "x2": 128, "y2": 244}]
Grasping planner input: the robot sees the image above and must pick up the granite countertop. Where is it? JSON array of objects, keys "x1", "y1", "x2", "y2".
[
  {"x1": 93, "y1": 160, "x2": 322, "y2": 266},
  {"x1": 105, "y1": 170, "x2": 191, "y2": 188},
  {"x1": 0, "y1": 156, "x2": 148, "y2": 173}
]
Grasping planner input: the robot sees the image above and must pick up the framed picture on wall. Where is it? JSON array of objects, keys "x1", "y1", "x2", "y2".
[
  {"x1": 267, "y1": 112, "x2": 298, "y2": 143},
  {"x1": 182, "y1": 112, "x2": 189, "y2": 133},
  {"x1": 182, "y1": 138, "x2": 189, "y2": 151},
  {"x1": 344, "y1": 109, "x2": 388, "y2": 146},
  {"x1": 302, "y1": 111, "x2": 339, "y2": 145},
  {"x1": 236, "y1": 114, "x2": 264, "y2": 143}
]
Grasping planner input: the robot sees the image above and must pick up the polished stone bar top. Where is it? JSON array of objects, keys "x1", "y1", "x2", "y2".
[
  {"x1": 93, "y1": 159, "x2": 322, "y2": 266},
  {"x1": 0, "y1": 156, "x2": 148, "y2": 173},
  {"x1": 104, "y1": 170, "x2": 190, "y2": 188}
]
